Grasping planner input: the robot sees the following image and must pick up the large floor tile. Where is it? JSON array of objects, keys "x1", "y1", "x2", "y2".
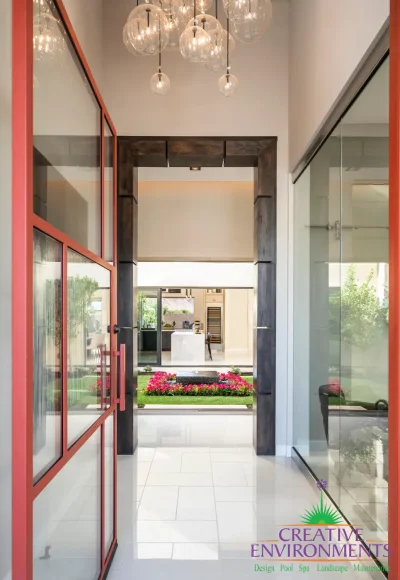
[
  {"x1": 138, "y1": 486, "x2": 178, "y2": 521},
  {"x1": 214, "y1": 487, "x2": 255, "y2": 502},
  {"x1": 135, "y1": 462, "x2": 152, "y2": 485},
  {"x1": 137, "y1": 520, "x2": 219, "y2": 543},
  {"x1": 210, "y1": 452, "x2": 254, "y2": 463},
  {"x1": 146, "y1": 472, "x2": 213, "y2": 487},
  {"x1": 181, "y1": 453, "x2": 212, "y2": 473},
  {"x1": 136, "y1": 448, "x2": 156, "y2": 461},
  {"x1": 150, "y1": 457, "x2": 183, "y2": 474},
  {"x1": 212, "y1": 463, "x2": 247, "y2": 486},
  {"x1": 172, "y1": 543, "x2": 219, "y2": 560},
  {"x1": 216, "y1": 502, "x2": 256, "y2": 543},
  {"x1": 177, "y1": 487, "x2": 216, "y2": 520}
]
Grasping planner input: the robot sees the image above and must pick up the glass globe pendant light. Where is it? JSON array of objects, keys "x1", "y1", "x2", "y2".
[
  {"x1": 165, "y1": 13, "x2": 182, "y2": 49},
  {"x1": 218, "y1": 15, "x2": 238, "y2": 96},
  {"x1": 179, "y1": 0, "x2": 211, "y2": 63},
  {"x1": 206, "y1": 29, "x2": 235, "y2": 71},
  {"x1": 186, "y1": 13, "x2": 222, "y2": 62},
  {"x1": 150, "y1": 47, "x2": 171, "y2": 95},
  {"x1": 127, "y1": 3, "x2": 170, "y2": 56},
  {"x1": 151, "y1": 0, "x2": 174, "y2": 14},
  {"x1": 205, "y1": 1, "x2": 233, "y2": 68},
  {"x1": 33, "y1": 0, "x2": 65, "y2": 61},
  {"x1": 172, "y1": 0, "x2": 194, "y2": 29},
  {"x1": 123, "y1": 21, "x2": 144, "y2": 55},
  {"x1": 227, "y1": 0, "x2": 272, "y2": 42},
  {"x1": 197, "y1": 0, "x2": 214, "y2": 13}
]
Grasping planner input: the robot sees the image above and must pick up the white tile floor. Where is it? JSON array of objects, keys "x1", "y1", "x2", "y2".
[{"x1": 108, "y1": 415, "x2": 380, "y2": 580}]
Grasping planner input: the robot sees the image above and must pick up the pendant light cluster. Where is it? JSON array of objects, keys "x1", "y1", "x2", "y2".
[{"x1": 123, "y1": 0, "x2": 273, "y2": 96}]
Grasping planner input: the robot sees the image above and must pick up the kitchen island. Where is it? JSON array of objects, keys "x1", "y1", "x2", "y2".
[{"x1": 171, "y1": 331, "x2": 205, "y2": 364}]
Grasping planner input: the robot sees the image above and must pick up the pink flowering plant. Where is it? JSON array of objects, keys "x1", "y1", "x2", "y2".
[
  {"x1": 89, "y1": 375, "x2": 111, "y2": 396},
  {"x1": 143, "y1": 371, "x2": 253, "y2": 397}
]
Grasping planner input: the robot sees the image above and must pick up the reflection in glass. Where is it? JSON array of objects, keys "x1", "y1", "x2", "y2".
[
  {"x1": 33, "y1": 0, "x2": 101, "y2": 256},
  {"x1": 104, "y1": 415, "x2": 114, "y2": 557},
  {"x1": 293, "y1": 56, "x2": 389, "y2": 564},
  {"x1": 33, "y1": 229, "x2": 62, "y2": 482},
  {"x1": 104, "y1": 122, "x2": 114, "y2": 263},
  {"x1": 138, "y1": 289, "x2": 159, "y2": 365},
  {"x1": 33, "y1": 429, "x2": 101, "y2": 580},
  {"x1": 67, "y1": 249, "x2": 111, "y2": 446}
]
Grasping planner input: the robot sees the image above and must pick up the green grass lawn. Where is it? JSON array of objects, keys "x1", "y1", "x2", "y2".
[{"x1": 137, "y1": 374, "x2": 253, "y2": 406}]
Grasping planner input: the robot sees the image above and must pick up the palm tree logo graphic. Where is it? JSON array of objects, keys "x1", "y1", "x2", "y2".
[{"x1": 301, "y1": 480, "x2": 342, "y2": 525}]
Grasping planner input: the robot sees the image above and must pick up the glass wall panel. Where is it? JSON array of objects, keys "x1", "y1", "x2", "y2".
[
  {"x1": 33, "y1": 428, "x2": 101, "y2": 580},
  {"x1": 33, "y1": 229, "x2": 62, "y2": 482},
  {"x1": 67, "y1": 250, "x2": 111, "y2": 446},
  {"x1": 293, "y1": 131, "x2": 341, "y2": 499},
  {"x1": 104, "y1": 122, "x2": 114, "y2": 263},
  {"x1": 33, "y1": 0, "x2": 101, "y2": 256},
  {"x1": 337, "y1": 58, "x2": 389, "y2": 560},
  {"x1": 293, "y1": 56, "x2": 389, "y2": 565},
  {"x1": 104, "y1": 414, "x2": 114, "y2": 557}
]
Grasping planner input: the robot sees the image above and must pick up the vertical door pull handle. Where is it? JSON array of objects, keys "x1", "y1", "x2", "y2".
[{"x1": 114, "y1": 344, "x2": 126, "y2": 411}]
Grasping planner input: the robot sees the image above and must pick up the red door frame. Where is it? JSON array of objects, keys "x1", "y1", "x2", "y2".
[
  {"x1": 389, "y1": 1, "x2": 399, "y2": 577},
  {"x1": 12, "y1": 0, "x2": 119, "y2": 578}
]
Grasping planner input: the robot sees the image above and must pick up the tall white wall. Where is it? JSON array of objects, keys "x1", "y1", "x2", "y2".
[
  {"x1": 138, "y1": 181, "x2": 253, "y2": 261},
  {"x1": 289, "y1": 0, "x2": 389, "y2": 170},
  {"x1": 0, "y1": 1, "x2": 12, "y2": 577}
]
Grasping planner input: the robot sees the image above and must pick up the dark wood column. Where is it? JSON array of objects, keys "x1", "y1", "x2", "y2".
[
  {"x1": 117, "y1": 138, "x2": 138, "y2": 454},
  {"x1": 253, "y1": 140, "x2": 277, "y2": 455}
]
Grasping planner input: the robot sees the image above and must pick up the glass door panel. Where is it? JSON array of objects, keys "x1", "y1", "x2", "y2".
[
  {"x1": 33, "y1": 429, "x2": 101, "y2": 580},
  {"x1": 33, "y1": 229, "x2": 62, "y2": 482},
  {"x1": 104, "y1": 415, "x2": 114, "y2": 557},
  {"x1": 67, "y1": 249, "x2": 111, "y2": 446}
]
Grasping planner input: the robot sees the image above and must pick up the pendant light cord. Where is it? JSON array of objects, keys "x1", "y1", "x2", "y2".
[
  {"x1": 227, "y1": 13, "x2": 230, "y2": 76},
  {"x1": 158, "y1": 16, "x2": 162, "y2": 79}
]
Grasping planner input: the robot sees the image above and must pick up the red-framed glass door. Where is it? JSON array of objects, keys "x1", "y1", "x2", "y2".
[{"x1": 12, "y1": 0, "x2": 121, "y2": 578}]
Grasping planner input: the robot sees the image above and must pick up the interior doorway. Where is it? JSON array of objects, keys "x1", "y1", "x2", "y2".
[{"x1": 117, "y1": 136, "x2": 277, "y2": 456}]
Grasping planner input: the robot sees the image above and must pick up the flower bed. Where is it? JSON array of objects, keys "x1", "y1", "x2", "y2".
[{"x1": 143, "y1": 371, "x2": 253, "y2": 397}]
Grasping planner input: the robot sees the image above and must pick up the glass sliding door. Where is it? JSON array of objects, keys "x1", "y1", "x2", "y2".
[
  {"x1": 138, "y1": 288, "x2": 161, "y2": 366},
  {"x1": 293, "y1": 56, "x2": 389, "y2": 565}
]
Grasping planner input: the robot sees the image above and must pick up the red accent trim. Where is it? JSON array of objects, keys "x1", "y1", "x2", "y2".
[
  {"x1": 101, "y1": 112, "x2": 105, "y2": 260},
  {"x1": 12, "y1": 0, "x2": 34, "y2": 578},
  {"x1": 33, "y1": 406, "x2": 114, "y2": 499},
  {"x1": 32, "y1": 214, "x2": 114, "y2": 273},
  {"x1": 113, "y1": 409, "x2": 118, "y2": 548},
  {"x1": 113, "y1": 133, "x2": 118, "y2": 267},
  {"x1": 389, "y1": 5, "x2": 399, "y2": 577},
  {"x1": 54, "y1": 0, "x2": 117, "y2": 136},
  {"x1": 100, "y1": 422, "x2": 105, "y2": 567},
  {"x1": 62, "y1": 244, "x2": 68, "y2": 454},
  {"x1": 100, "y1": 538, "x2": 117, "y2": 580}
]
